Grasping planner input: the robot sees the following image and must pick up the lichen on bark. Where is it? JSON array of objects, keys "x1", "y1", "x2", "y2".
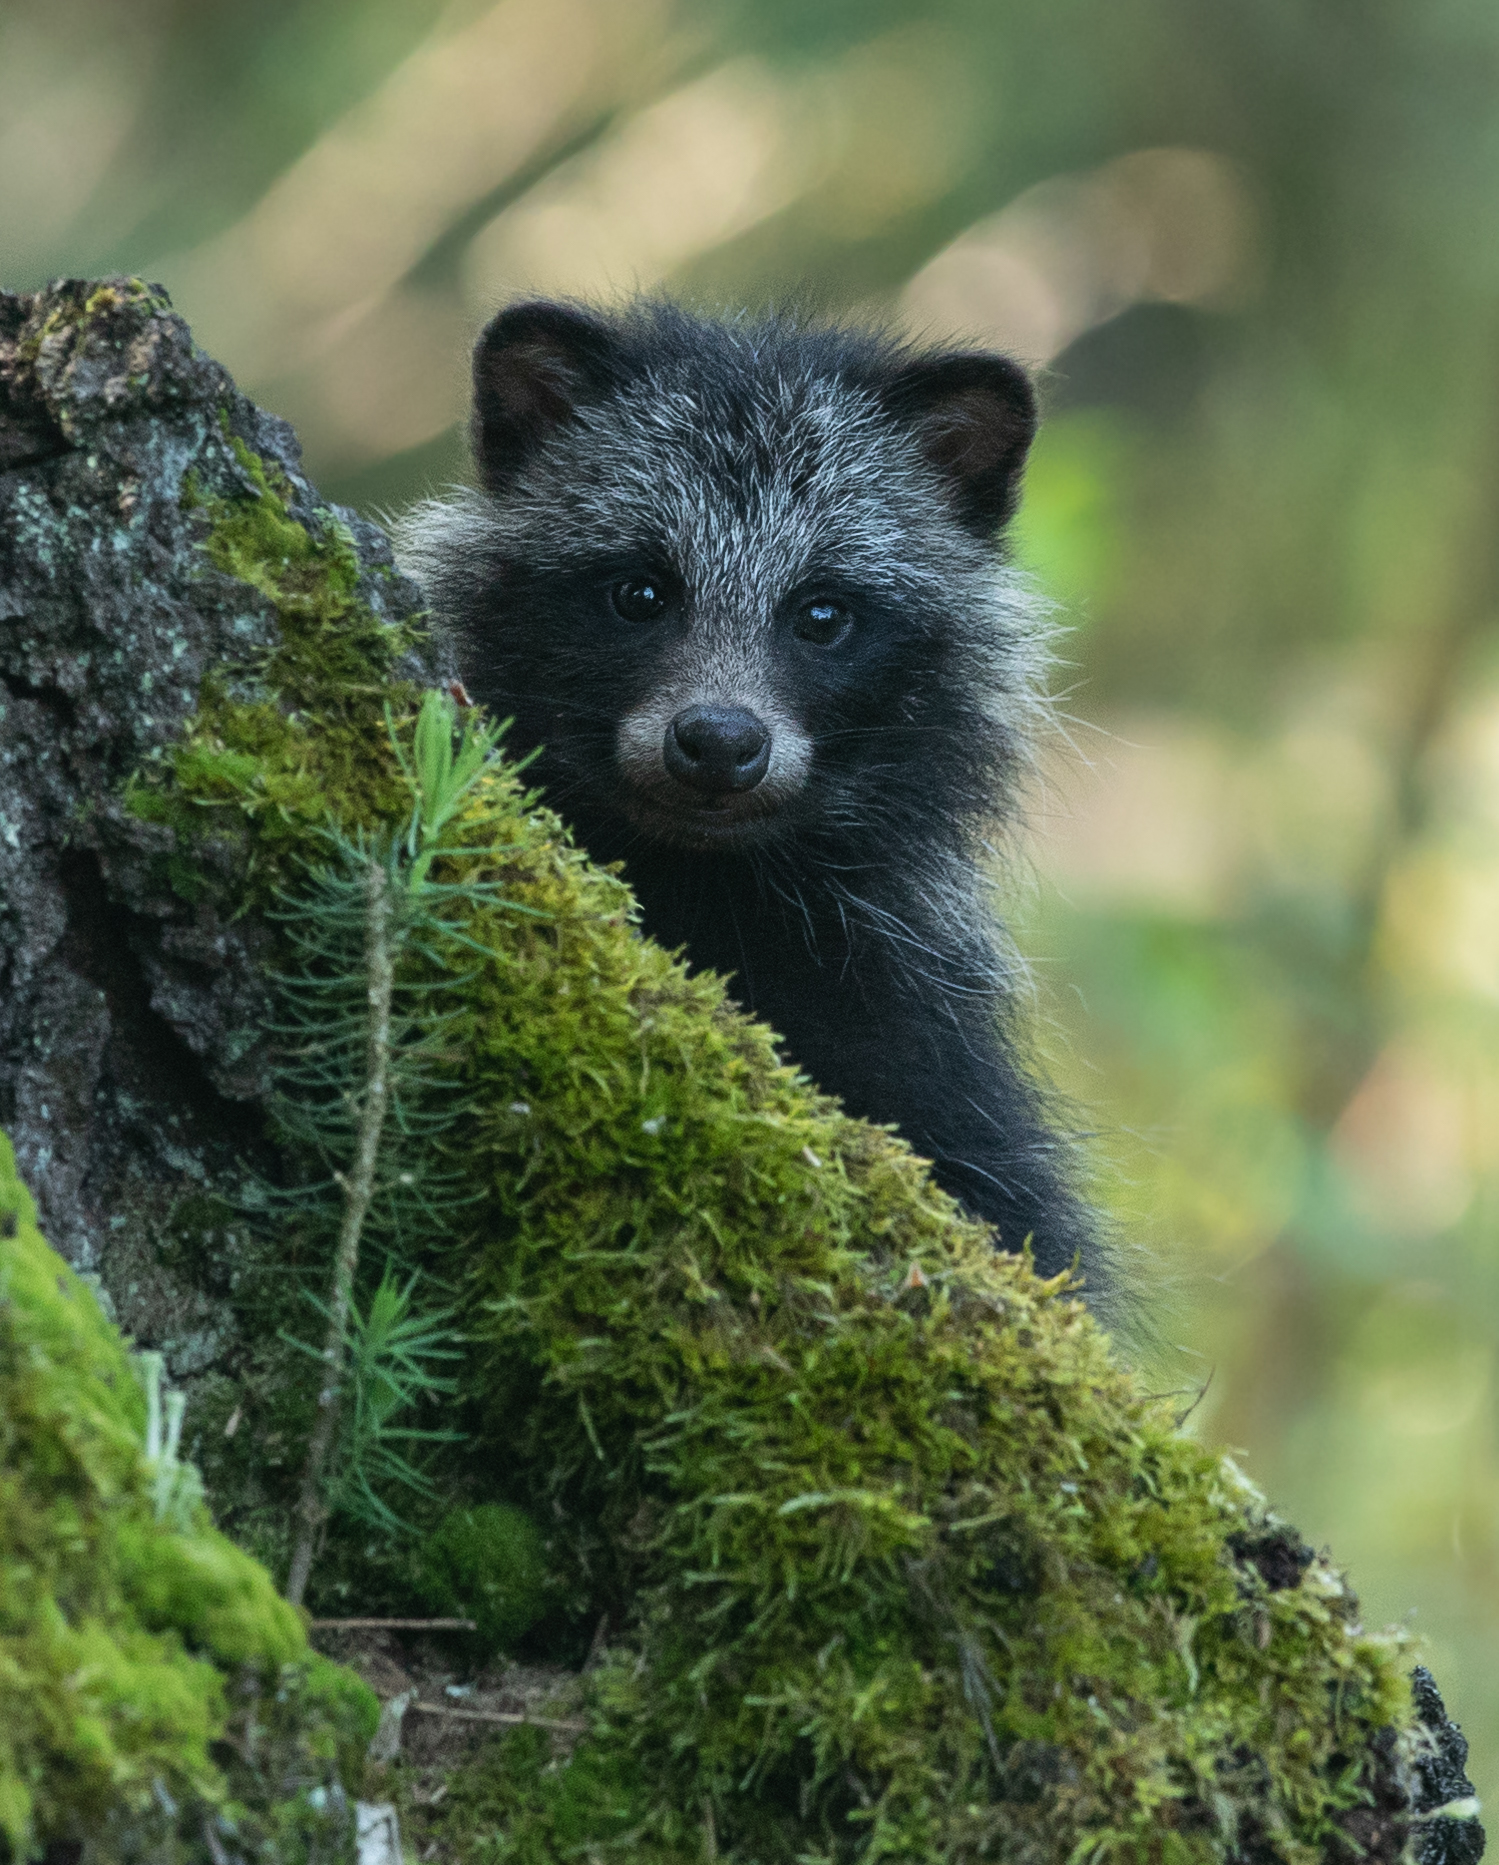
[{"x1": 0, "y1": 276, "x2": 1485, "y2": 1864}]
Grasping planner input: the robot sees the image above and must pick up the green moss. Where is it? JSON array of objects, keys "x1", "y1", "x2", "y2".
[
  {"x1": 421, "y1": 1724, "x2": 644, "y2": 1865},
  {"x1": 334, "y1": 768, "x2": 1416, "y2": 1865},
  {"x1": 124, "y1": 430, "x2": 419, "y2": 908},
  {"x1": 82, "y1": 277, "x2": 172, "y2": 320},
  {"x1": 14, "y1": 276, "x2": 171, "y2": 368},
  {"x1": 199, "y1": 435, "x2": 401, "y2": 704},
  {"x1": 11, "y1": 276, "x2": 174, "y2": 382},
  {"x1": 414, "y1": 1505, "x2": 553, "y2": 1660},
  {"x1": 0, "y1": 1132, "x2": 376, "y2": 1860}
]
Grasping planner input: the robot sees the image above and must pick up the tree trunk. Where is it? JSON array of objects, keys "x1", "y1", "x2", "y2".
[{"x1": 0, "y1": 275, "x2": 432, "y2": 1369}]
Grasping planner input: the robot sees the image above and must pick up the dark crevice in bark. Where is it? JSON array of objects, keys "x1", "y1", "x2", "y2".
[
  {"x1": 0, "y1": 667, "x2": 78, "y2": 728},
  {"x1": 54, "y1": 846, "x2": 264, "y2": 1153},
  {"x1": 0, "y1": 432, "x2": 69, "y2": 474}
]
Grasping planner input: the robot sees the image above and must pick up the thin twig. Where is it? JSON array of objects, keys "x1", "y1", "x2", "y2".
[
  {"x1": 285, "y1": 857, "x2": 395, "y2": 1608},
  {"x1": 309, "y1": 1617, "x2": 477, "y2": 1631},
  {"x1": 410, "y1": 1701, "x2": 586, "y2": 1733}
]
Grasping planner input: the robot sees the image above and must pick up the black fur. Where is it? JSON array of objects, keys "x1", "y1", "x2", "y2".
[{"x1": 398, "y1": 300, "x2": 1104, "y2": 1297}]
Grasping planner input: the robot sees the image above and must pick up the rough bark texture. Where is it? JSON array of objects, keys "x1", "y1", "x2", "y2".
[{"x1": 0, "y1": 276, "x2": 429, "y2": 1365}]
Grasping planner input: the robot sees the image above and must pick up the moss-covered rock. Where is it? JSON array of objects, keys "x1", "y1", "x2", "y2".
[
  {"x1": 0, "y1": 1130, "x2": 378, "y2": 1861},
  {"x1": 0, "y1": 277, "x2": 1484, "y2": 1862}
]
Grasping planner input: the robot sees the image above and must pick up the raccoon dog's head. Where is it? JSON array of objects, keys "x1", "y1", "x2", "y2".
[{"x1": 401, "y1": 301, "x2": 1042, "y2": 856}]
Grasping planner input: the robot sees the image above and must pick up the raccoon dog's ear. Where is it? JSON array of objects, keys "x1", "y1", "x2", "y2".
[
  {"x1": 883, "y1": 352, "x2": 1038, "y2": 536},
  {"x1": 471, "y1": 301, "x2": 620, "y2": 492}
]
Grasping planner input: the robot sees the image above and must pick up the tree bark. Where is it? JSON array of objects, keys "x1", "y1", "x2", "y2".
[{"x1": 0, "y1": 277, "x2": 432, "y2": 1375}]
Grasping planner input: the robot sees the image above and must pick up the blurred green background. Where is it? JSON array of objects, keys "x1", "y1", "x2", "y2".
[{"x1": 4, "y1": 0, "x2": 1497, "y2": 1801}]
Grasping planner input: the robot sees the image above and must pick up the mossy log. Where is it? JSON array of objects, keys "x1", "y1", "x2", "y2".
[{"x1": 0, "y1": 277, "x2": 1485, "y2": 1865}]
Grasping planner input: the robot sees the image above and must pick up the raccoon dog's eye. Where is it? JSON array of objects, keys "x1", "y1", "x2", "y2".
[
  {"x1": 611, "y1": 576, "x2": 672, "y2": 624},
  {"x1": 794, "y1": 598, "x2": 852, "y2": 647}
]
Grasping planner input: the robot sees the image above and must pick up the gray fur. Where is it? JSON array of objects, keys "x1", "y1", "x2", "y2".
[{"x1": 394, "y1": 300, "x2": 1104, "y2": 1296}]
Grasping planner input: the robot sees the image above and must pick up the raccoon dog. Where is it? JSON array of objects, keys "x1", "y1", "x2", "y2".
[{"x1": 397, "y1": 299, "x2": 1102, "y2": 1295}]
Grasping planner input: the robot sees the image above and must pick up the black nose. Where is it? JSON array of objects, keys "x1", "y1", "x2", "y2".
[{"x1": 663, "y1": 704, "x2": 771, "y2": 795}]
